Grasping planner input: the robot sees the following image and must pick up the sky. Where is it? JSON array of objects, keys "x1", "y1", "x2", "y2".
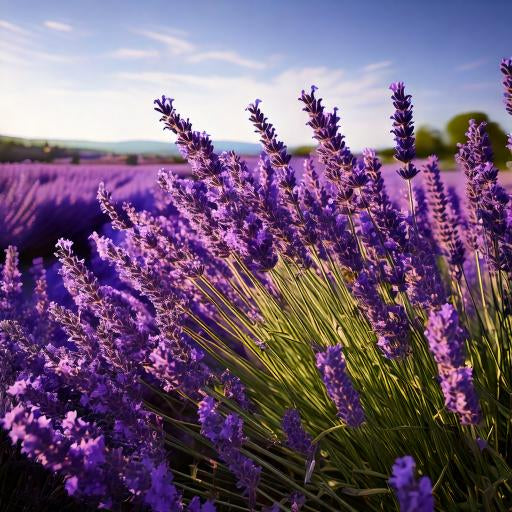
[{"x1": 0, "y1": 0, "x2": 511, "y2": 150}]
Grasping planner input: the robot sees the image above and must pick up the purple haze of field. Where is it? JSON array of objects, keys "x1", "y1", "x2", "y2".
[
  {"x1": 2, "y1": 159, "x2": 512, "y2": 256},
  {"x1": 0, "y1": 56, "x2": 511, "y2": 511},
  {"x1": 0, "y1": 164, "x2": 159, "y2": 251}
]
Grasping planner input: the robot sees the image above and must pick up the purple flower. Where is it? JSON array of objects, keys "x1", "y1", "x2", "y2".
[
  {"x1": 221, "y1": 370, "x2": 251, "y2": 410},
  {"x1": 476, "y1": 437, "x2": 487, "y2": 452},
  {"x1": 361, "y1": 148, "x2": 408, "y2": 251},
  {"x1": 245, "y1": 216, "x2": 279, "y2": 272},
  {"x1": 0, "y1": 246, "x2": 22, "y2": 317},
  {"x1": 188, "y1": 496, "x2": 216, "y2": 512},
  {"x1": 299, "y1": 86, "x2": 356, "y2": 209},
  {"x1": 281, "y1": 408, "x2": 313, "y2": 457},
  {"x1": 500, "y1": 58, "x2": 512, "y2": 116},
  {"x1": 425, "y1": 304, "x2": 466, "y2": 370},
  {"x1": 422, "y1": 156, "x2": 465, "y2": 272},
  {"x1": 290, "y1": 492, "x2": 306, "y2": 512},
  {"x1": 154, "y1": 96, "x2": 224, "y2": 184},
  {"x1": 246, "y1": 99, "x2": 292, "y2": 171},
  {"x1": 315, "y1": 345, "x2": 364, "y2": 427},
  {"x1": 198, "y1": 397, "x2": 261, "y2": 506},
  {"x1": 440, "y1": 367, "x2": 481, "y2": 425},
  {"x1": 352, "y1": 272, "x2": 411, "y2": 359},
  {"x1": 425, "y1": 304, "x2": 481, "y2": 424},
  {"x1": 252, "y1": 155, "x2": 310, "y2": 267},
  {"x1": 389, "y1": 456, "x2": 434, "y2": 512},
  {"x1": 389, "y1": 82, "x2": 419, "y2": 180}
]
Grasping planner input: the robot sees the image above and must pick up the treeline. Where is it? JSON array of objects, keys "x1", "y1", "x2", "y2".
[
  {"x1": 292, "y1": 112, "x2": 510, "y2": 167},
  {"x1": 380, "y1": 112, "x2": 510, "y2": 165},
  {"x1": 0, "y1": 138, "x2": 81, "y2": 163}
]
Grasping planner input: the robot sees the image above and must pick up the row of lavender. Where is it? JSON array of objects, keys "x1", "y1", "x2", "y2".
[
  {"x1": 0, "y1": 164, "x2": 160, "y2": 254},
  {"x1": 0, "y1": 59, "x2": 511, "y2": 511}
]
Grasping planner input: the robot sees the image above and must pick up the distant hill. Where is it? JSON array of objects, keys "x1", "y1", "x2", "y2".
[{"x1": 0, "y1": 135, "x2": 262, "y2": 157}]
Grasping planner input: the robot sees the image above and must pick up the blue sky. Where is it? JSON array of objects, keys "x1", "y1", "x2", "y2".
[{"x1": 0, "y1": 0, "x2": 510, "y2": 149}]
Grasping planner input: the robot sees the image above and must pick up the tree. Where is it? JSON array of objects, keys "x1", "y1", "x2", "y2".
[
  {"x1": 446, "y1": 112, "x2": 509, "y2": 164},
  {"x1": 415, "y1": 125, "x2": 445, "y2": 158},
  {"x1": 126, "y1": 154, "x2": 138, "y2": 165}
]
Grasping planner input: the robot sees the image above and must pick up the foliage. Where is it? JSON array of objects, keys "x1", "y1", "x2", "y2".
[
  {"x1": 415, "y1": 126, "x2": 445, "y2": 158},
  {"x1": 446, "y1": 112, "x2": 509, "y2": 164},
  {"x1": 126, "y1": 154, "x2": 139, "y2": 166},
  {"x1": 291, "y1": 145, "x2": 316, "y2": 157}
]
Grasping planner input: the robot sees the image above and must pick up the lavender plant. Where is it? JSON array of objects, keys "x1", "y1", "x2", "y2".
[{"x1": 1, "y1": 57, "x2": 512, "y2": 511}]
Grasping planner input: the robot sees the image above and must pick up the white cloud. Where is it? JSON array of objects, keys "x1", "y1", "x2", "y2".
[
  {"x1": 0, "y1": 19, "x2": 28, "y2": 34},
  {"x1": 135, "y1": 29, "x2": 266, "y2": 70},
  {"x1": 136, "y1": 30, "x2": 194, "y2": 55},
  {"x1": 108, "y1": 48, "x2": 158, "y2": 59},
  {"x1": 188, "y1": 51, "x2": 266, "y2": 70},
  {"x1": 44, "y1": 20, "x2": 73, "y2": 32},
  {"x1": 462, "y1": 81, "x2": 494, "y2": 91},
  {"x1": 456, "y1": 59, "x2": 486, "y2": 72},
  {"x1": 113, "y1": 66, "x2": 393, "y2": 148},
  {"x1": 363, "y1": 60, "x2": 392, "y2": 72},
  {"x1": 0, "y1": 38, "x2": 71, "y2": 64}
]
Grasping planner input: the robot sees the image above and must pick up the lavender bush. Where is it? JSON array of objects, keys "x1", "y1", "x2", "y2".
[{"x1": 1, "y1": 58, "x2": 512, "y2": 511}]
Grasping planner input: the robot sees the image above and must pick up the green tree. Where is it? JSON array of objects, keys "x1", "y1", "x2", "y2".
[
  {"x1": 291, "y1": 145, "x2": 316, "y2": 156},
  {"x1": 415, "y1": 125, "x2": 445, "y2": 158},
  {"x1": 446, "y1": 112, "x2": 509, "y2": 164},
  {"x1": 126, "y1": 154, "x2": 138, "y2": 165}
]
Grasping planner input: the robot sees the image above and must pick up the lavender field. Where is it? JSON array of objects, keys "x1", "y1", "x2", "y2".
[
  {"x1": 1, "y1": 8, "x2": 512, "y2": 505},
  {"x1": 2, "y1": 159, "x2": 511, "y2": 258},
  {"x1": 0, "y1": 164, "x2": 164, "y2": 255}
]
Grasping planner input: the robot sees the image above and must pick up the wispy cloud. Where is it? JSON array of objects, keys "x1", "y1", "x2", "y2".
[
  {"x1": 363, "y1": 60, "x2": 392, "y2": 72},
  {"x1": 187, "y1": 51, "x2": 266, "y2": 70},
  {"x1": 108, "y1": 48, "x2": 158, "y2": 59},
  {"x1": 136, "y1": 29, "x2": 266, "y2": 70},
  {"x1": 0, "y1": 19, "x2": 29, "y2": 35},
  {"x1": 114, "y1": 66, "x2": 392, "y2": 147},
  {"x1": 0, "y1": 36, "x2": 71, "y2": 65},
  {"x1": 136, "y1": 30, "x2": 194, "y2": 55},
  {"x1": 44, "y1": 20, "x2": 73, "y2": 32},
  {"x1": 456, "y1": 59, "x2": 487, "y2": 72},
  {"x1": 462, "y1": 81, "x2": 494, "y2": 91}
]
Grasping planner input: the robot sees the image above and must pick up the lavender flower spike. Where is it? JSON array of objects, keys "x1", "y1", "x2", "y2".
[
  {"x1": 198, "y1": 397, "x2": 261, "y2": 506},
  {"x1": 389, "y1": 456, "x2": 434, "y2": 512},
  {"x1": 425, "y1": 304, "x2": 481, "y2": 425},
  {"x1": 500, "y1": 58, "x2": 512, "y2": 116},
  {"x1": 282, "y1": 408, "x2": 314, "y2": 457},
  {"x1": 501, "y1": 58, "x2": 512, "y2": 152},
  {"x1": 422, "y1": 156, "x2": 465, "y2": 271},
  {"x1": 316, "y1": 345, "x2": 364, "y2": 427},
  {"x1": 389, "y1": 82, "x2": 419, "y2": 180}
]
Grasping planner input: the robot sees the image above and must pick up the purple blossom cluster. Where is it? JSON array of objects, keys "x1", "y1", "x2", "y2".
[
  {"x1": 389, "y1": 456, "x2": 434, "y2": 512},
  {"x1": 315, "y1": 345, "x2": 365, "y2": 427},
  {"x1": 501, "y1": 58, "x2": 512, "y2": 116},
  {"x1": 425, "y1": 304, "x2": 481, "y2": 424},
  {"x1": 422, "y1": 156, "x2": 466, "y2": 275},
  {"x1": 389, "y1": 82, "x2": 419, "y2": 180},
  {"x1": 281, "y1": 408, "x2": 314, "y2": 457},
  {"x1": 198, "y1": 396, "x2": 261, "y2": 506},
  {"x1": 0, "y1": 163, "x2": 156, "y2": 252},
  {"x1": 0, "y1": 241, "x2": 217, "y2": 510}
]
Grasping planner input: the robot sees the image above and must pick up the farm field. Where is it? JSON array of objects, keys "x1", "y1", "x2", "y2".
[
  {"x1": 2, "y1": 159, "x2": 511, "y2": 256},
  {"x1": 1, "y1": 2, "x2": 512, "y2": 509}
]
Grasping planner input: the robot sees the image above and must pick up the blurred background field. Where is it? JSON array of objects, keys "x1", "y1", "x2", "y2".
[{"x1": 2, "y1": 105, "x2": 511, "y2": 260}]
